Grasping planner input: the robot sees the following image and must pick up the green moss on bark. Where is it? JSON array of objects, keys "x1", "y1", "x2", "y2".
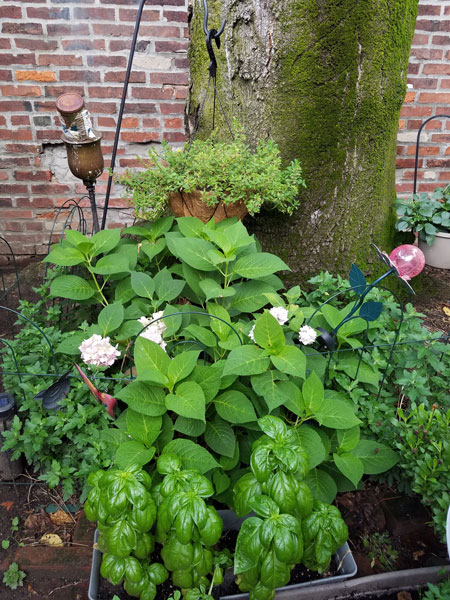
[{"x1": 188, "y1": 0, "x2": 418, "y2": 282}]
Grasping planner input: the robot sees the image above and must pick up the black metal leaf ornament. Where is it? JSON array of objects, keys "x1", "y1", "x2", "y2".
[{"x1": 34, "y1": 370, "x2": 71, "y2": 410}]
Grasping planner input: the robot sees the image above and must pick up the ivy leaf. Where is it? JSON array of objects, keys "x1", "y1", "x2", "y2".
[{"x1": 349, "y1": 263, "x2": 366, "y2": 295}]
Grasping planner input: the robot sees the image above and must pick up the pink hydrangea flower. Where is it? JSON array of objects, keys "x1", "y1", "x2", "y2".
[{"x1": 79, "y1": 334, "x2": 120, "y2": 367}]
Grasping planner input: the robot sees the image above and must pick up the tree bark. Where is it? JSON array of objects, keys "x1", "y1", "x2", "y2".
[{"x1": 187, "y1": 0, "x2": 418, "y2": 282}]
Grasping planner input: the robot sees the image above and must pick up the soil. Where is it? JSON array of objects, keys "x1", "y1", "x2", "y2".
[{"x1": 0, "y1": 259, "x2": 449, "y2": 599}]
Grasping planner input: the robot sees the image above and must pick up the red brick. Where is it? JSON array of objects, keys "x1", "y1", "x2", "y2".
[
  {"x1": 109, "y1": 40, "x2": 132, "y2": 52},
  {"x1": 432, "y1": 35, "x2": 450, "y2": 45},
  {"x1": 418, "y1": 5, "x2": 442, "y2": 16},
  {"x1": 59, "y1": 70, "x2": 100, "y2": 83},
  {"x1": 0, "y1": 54, "x2": 36, "y2": 66},
  {"x1": 2, "y1": 22, "x2": 42, "y2": 35},
  {"x1": 118, "y1": 8, "x2": 160, "y2": 21},
  {"x1": 406, "y1": 77, "x2": 437, "y2": 89},
  {"x1": 97, "y1": 117, "x2": 117, "y2": 128},
  {"x1": 92, "y1": 24, "x2": 134, "y2": 37},
  {"x1": 174, "y1": 57, "x2": 189, "y2": 69},
  {"x1": 15, "y1": 170, "x2": 51, "y2": 182},
  {"x1": 411, "y1": 48, "x2": 443, "y2": 60},
  {"x1": 16, "y1": 70, "x2": 56, "y2": 82},
  {"x1": 132, "y1": 87, "x2": 174, "y2": 100},
  {"x1": 121, "y1": 132, "x2": 159, "y2": 143},
  {"x1": 436, "y1": 107, "x2": 450, "y2": 115},
  {"x1": 418, "y1": 92, "x2": 450, "y2": 103},
  {"x1": 438, "y1": 171, "x2": 450, "y2": 179},
  {"x1": 0, "y1": 116, "x2": 6, "y2": 126},
  {"x1": 88, "y1": 86, "x2": 123, "y2": 99},
  {"x1": 16, "y1": 197, "x2": 55, "y2": 208},
  {"x1": 0, "y1": 5, "x2": 22, "y2": 18},
  {"x1": 0, "y1": 198, "x2": 13, "y2": 207},
  {"x1": 150, "y1": 72, "x2": 189, "y2": 85},
  {"x1": 87, "y1": 101, "x2": 118, "y2": 114},
  {"x1": 174, "y1": 87, "x2": 188, "y2": 99},
  {"x1": 47, "y1": 23, "x2": 90, "y2": 36},
  {"x1": 38, "y1": 55, "x2": 83, "y2": 67},
  {"x1": 396, "y1": 158, "x2": 423, "y2": 168},
  {"x1": 1, "y1": 85, "x2": 41, "y2": 97},
  {"x1": 32, "y1": 184, "x2": 70, "y2": 194},
  {"x1": 121, "y1": 117, "x2": 139, "y2": 128},
  {"x1": 155, "y1": 41, "x2": 188, "y2": 52},
  {"x1": 423, "y1": 64, "x2": 450, "y2": 75},
  {"x1": 160, "y1": 102, "x2": 184, "y2": 114},
  {"x1": 94, "y1": 40, "x2": 106, "y2": 51},
  {"x1": 408, "y1": 64, "x2": 420, "y2": 75},
  {"x1": 6, "y1": 143, "x2": 40, "y2": 153},
  {"x1": 44, "y1": 85, "x2": 84, "y2": 98},
  {"x1": 61, "y1": 40, "x2": 94, "y2": 51},
  {"x1": 396, "y1": 183, "x2": 414, "y2": 193},
  {"x1": 74, "y1": 7, "x2": 110, "y2": 19},
  {"x1": 4, "y1": 222, "x2": 25, "y2": 232},
  {"x1": 164, "y1": 10, "x2": 188, "y2": 22},
  {"x1": 0, "y1": 39, "x2": 11, "y2": 50},
  {"x1": 104, "y1": 71, "x2": 146, "y2": 83},
  {"x1": 36, "y1": 130, "x2": 63, "y2": 141},
  {"x1": 415, "y1": 19, "x2": 444, "y2": 32},
  {"x1": 140, "y1": 25, "x2": 181, "y2": 37},
  {"x1": 119, "y1": 158, "x2": 147, "y2": 168},
  {"x1": 24, "y1": 221, "x2": 44, "y2": 231},
  {"x1": 425, "y1": 120, "x2": 443, "y2": 130},
  {"x1": 404, "y1": 91, "x2": 416, "y2": 103},
  {"x1": 431, "y1": 134, "x2": 450, "y2": 143},
  {"x1": 406, "y1": 146, "x2": 440, "y2": 156},
  {"x1": 27, "y1": 6, "x2": 70, "y2": 19},
  {"x1": 0, "y1": 70, "x2": 12, "y2": 82},
  {"x1": 164, "y1": 117, "x2": 183, "y2": 129},
  {"x1": 87, "y1": 56, "x2": 126, "y2": 68},
  {"x1": 2, "y1": 207, "x2": 32, "y2": 216},
  {"x1": 0, "y1": 158, "x2": 30, "y2": 168},
  {"x1": 441, "y1": 79, "x2": 450, "y2": 89},
  {"x1": 0, "y1": 130, "x2": 33, "y2": 141},
  {"x1": 143, "y1": 117, "x2": 160, "y2": 128},
  {"x1": 412, "y1": 33, "x2": 429, "y2": 44},
  {"x1": 163, "y1": 131, "x2": 185, "y2": 142},
  {"x1": 123, "y1": 102, "x2": 156, "y2": 114}
]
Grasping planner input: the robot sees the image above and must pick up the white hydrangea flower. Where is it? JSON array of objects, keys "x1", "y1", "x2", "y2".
[
  {"x1": 269, "y1": 306, "x2": 289, "y2": 325},
  {"x1": 138, "y1": 312, "x2": 167, "y2": 351},
  {"x1": 248, "y1": 324, "x2": 256, "y2": 342},
  {"x1": 79, "y1": 334, "x2": 120, "y2": 367},
  {"x1": 298, "y1": 325, "x2": 317, "y2": 346}
]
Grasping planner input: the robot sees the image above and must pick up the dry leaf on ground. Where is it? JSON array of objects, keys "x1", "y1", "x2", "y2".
[
  {"x1": 49, "y1": 509, "x2": 73, "y2": 525},
  {"x1": 40, "y1": 533, "x2": 64, "y2": 547}
]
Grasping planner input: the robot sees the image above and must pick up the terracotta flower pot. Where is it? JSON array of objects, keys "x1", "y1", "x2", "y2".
[{"x1": 168, "y1": 190, "x2": 248, "y2": 224}]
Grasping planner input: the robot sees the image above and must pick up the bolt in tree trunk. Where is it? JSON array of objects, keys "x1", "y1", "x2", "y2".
[{"x1": 188, "y1": 0, "x2": 418, "y2": 282}]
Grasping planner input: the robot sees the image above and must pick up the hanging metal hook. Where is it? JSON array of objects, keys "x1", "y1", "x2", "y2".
[{"x1": 202, "y1": 0, "x2": 225, "y2": 79}]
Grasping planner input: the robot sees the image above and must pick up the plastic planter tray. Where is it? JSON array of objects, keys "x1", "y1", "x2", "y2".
[{"x1": 89, "y1": 510, "x2": 357, "y2": 600}]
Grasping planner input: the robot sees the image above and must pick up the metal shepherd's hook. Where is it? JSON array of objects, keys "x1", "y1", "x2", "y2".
[{"x1": 202, "y1": 0, "x2": 225, "y2": 79}]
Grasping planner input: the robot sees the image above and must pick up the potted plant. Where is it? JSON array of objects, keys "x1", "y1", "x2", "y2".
[
  {"x1": 119, "y1": 132, "x2": 306, "y2": 223},
  {"x1": 395, "y1": 186, "x2": 450, "y2": 268}
]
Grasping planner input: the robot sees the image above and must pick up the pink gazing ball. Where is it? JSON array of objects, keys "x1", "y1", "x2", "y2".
[{"x1": 389, "y1": 245, "x2": 425, "y2": 280}]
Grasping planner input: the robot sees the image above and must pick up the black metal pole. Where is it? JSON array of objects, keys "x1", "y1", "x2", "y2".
[{"x1": 101, "y1": 0, "x2": 148, "y2": 230}]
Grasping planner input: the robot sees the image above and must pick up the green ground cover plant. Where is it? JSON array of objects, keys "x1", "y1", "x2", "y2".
[
  {"x1": 2, "y1": 216, "x2": 445, "y2": 599},
  {"x1": 395, "y1": 186, "x2": 450, "y2": 246}
]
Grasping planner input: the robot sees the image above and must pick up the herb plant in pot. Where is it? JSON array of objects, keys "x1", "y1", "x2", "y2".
[
  {"x1": 119, "y1": 132, "x2": 306, "y2": 223},
  {"x1": 395, "y1": 186, "x2": 450, "y2": 269}
]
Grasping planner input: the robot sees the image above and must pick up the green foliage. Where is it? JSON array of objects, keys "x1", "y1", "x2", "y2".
[
  {"x1": 299, "y1": 270, "x2": 450, "y2": 539},
  {"x1": 119, "y1": 131, "x2": 305, "y2": 220},
  {"x1": 234, "y1": 416, "x2": 347, "y2": 600},
  {"x1": 395, "y1": 185, "x2": 450, "y2": 245},
  {"x1": 422, "y1": 578, "x2": 450, "y2": 600},
  {"x1": 361, "y1": 531, "x2": 399, "y2": 570},
  {"x1": 2, "y1": 562, "x2": 26, "y2": 590}
]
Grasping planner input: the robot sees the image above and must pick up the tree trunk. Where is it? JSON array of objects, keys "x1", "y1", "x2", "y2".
[{"x1": 187, "y1": 0, "x2": 418, "y2": 282}]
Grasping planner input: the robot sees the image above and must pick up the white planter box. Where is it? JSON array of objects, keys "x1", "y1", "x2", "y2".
[{"x1": 419, "y1": 231, "x2": 450, "y2": 269}]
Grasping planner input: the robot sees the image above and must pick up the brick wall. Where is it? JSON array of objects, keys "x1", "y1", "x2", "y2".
[
  {"x1": 1, "y1": 0, "x2": 449, "y2": 259},
  {"x1": 0, "y1": 0, "x2": 189, "y2": 258},
  {"x1": 396, "y1": 0, "x2": 450, "y2": 197}
]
